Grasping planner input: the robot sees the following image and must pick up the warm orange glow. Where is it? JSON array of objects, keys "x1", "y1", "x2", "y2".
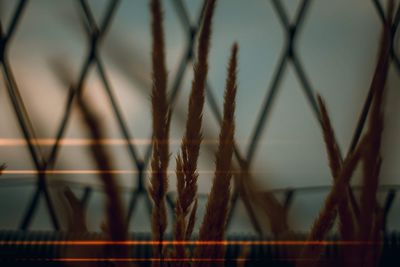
[
  {"x1": 0, "y1": 138, "x2": 300, "y2": 147},
  {"x1": 51, "y1": 258, "x2": 228, "y2": 262},
  {"x1": 3, "y1": 170, "x2": 140, "y2": 175},
  {"x1": 0, "y1": 138, "x2": 225, "y2": 146},
  {"x1": 0, "y1": 240, "x2": 380, "y2": 246}
]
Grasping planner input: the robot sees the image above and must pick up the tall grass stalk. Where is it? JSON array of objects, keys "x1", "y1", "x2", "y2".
[
  {"x1": 297, "y1": 142, "x2": 363, "y2": 267},
  {"x1": 299, "y1": 2, "x2": 394, "y2": 264},
  {"x1": 194, "y1": 43, "x2": 238, "y2": 266},
  {"x1": 357, "y1": 1, "x2": 393, "y2": 265},
  {"x1": 148, "y1": 0, "x2": 171, "y2": 264},
  {"x1": 173, "y1": 0, "x2": 217, "y2": 263},
  {"x1": 317, "y1": 95, "x2": 355, "y2": 241},
  {"x1": 77, "y1": 95, "x2": 131, "y2": 267}
]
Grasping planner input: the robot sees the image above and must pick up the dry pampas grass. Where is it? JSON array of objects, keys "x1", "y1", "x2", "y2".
[
  {"x1": 317, "y1": 95, "x2": 356, "y2": 241},
  {"x1": 148, "y1": 0, "x2": 171, "y2": 265},
  {"x1": 173, "y1": 0, "x2": 217, "y2": 263},
  {"x1": 76, "y1": 95, "x2": 133, "y2": 267},
  {"x1": 148, "y1": 0, "x2": 242, "y2": 265},
  {"x1": 194, "y1": 43, "x2": 238, "y2": 266},
  {"x1": 356, "y1": 2, "x2": 394, "y2": 266},
  {"x1": 297, "y1": 2, "x2": 394, "y2": 265},
  {"x1": 60, "y1": 93, "x2": 134, "y2": 267},
  {"x1": 297, "y1": 139, "x2": 362, "y2": 267}
]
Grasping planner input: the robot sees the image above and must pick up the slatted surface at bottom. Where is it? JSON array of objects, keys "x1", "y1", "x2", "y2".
[{"x1": 0, "y1": 231, "x2": 399, "y2": 266}]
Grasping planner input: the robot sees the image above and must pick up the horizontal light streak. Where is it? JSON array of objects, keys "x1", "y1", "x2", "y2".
[
  {"x1": 0, "y1": 138, "x2": 221, "y2": 146},
  {"x1": 0, "y1": 138, "x2": 307, "y2": 146},
  {"x1": 0, "y1": 240, "x2": 380, "y2": 246},
  {"x1": 50, "y1": 258, "x2": 229, "y2": 263}
]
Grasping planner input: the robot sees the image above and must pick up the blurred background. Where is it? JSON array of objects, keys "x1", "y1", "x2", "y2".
[{"x1": 0, "y1": 0, "x2": 399, "y2": 235}]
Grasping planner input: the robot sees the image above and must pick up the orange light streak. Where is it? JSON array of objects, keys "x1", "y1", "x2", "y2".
[
  {"x1": 0, "y1": 138, "x2": 225, "y2": 146},
  {"x1": 50, "y1": 258, "x2": 228, "y2": 262},
  {"x1": 0, "y1": 240, "x2": 380, "y2": 246}
]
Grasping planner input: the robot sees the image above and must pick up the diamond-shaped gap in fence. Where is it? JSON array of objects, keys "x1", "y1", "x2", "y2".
[
  {"x1": 0, "y1": 0, "x2": 61, "y2": 230},
  {"x1": 8, "y1": 0, "x2": 88, "y2": 158},
  {"x1": 251, "y1": 66, "x2": 330, "y2": 190},
  {"x1": 245, "y1": 0, "x2": 321, "y2": 165},
  {"x1": 50, "y1": 69, "x2": 134, "y2": 186},
  {"x1": 296, "y1": 0, "x2": 383, "y2": 152},
  {"x1": 0, "y1": 72, "x2": 36, "y2": 176},
  {"x1": 207, "y1": 0, "x2": 284, "y2": 155},
  {"x1": 101, "y1": 0, "x2": 187, "y2": 158}
]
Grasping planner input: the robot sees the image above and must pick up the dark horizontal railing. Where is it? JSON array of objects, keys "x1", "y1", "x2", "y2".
[{"x1": 0, "y1": 231, "x2": 399, "y2": 266}]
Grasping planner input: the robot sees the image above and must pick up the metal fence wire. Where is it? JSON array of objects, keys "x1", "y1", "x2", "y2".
[{"x1": 0, "y1": 0, "x2": 399, "y2": 234}]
